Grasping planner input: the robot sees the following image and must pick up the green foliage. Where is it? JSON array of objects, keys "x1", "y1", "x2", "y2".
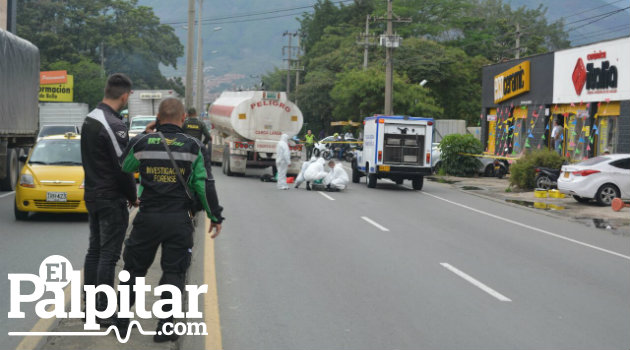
[
  {"x1": 330, "y1": 68, "x2": 442, "y2": 121},
  {"x1": 49, "y1": 59, "x2": 105, "y2": 109},
  {"x1": 17, "y1": 0, "x2": 183, "y2": 105},
  {"x1": 509, "y1": 150, "x2": 566, "y2": 190},
  {"x1": 439, "y1": 134, "x2": 483, "y2": 177}
]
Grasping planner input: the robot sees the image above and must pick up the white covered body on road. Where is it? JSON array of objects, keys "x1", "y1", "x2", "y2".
[{"x1": 209, "y1": 91, "x2": 303, "y2": 176}]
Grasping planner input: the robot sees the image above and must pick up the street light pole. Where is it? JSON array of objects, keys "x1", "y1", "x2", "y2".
[
  {"x1": 184, "y1": 0, "x2": 195, "y2": 110},
  {"x1": 195, "y1": 0, "x2": 204, "y2": 114}
]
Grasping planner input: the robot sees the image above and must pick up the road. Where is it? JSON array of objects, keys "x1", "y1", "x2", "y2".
[
  {"x1": 213, "y1": 167, "x2": 630, "y2": 350},
  {"x1": 0, "y1": 190, "x2": 89, "y2": 350},
  {"x1": 1, "y1": 163, "x2": 629, "y2": 350}
]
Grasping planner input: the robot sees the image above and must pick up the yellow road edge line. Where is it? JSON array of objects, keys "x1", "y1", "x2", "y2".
[
  {"x1": 14, "y1": 208, "x2": 138, "y2": 350},
  {"x1": 204, "y1": 217, "x2": 223, "y2": 350}
]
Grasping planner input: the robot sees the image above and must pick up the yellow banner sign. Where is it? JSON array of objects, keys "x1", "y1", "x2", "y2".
[
  {"x1": 493, "y1": 61, "x2": 530, "y2": 104},
  {"x1": 39, "y1": 75, "x2": 74, "y2": 102}
]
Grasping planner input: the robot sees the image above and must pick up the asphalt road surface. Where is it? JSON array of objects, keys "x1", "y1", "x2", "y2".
[
  {"x1": 1, "y1": 162, "x2": 629, "y2": 350},
  {"x1": 213, "y1": 167, "x2": 630, "y2": 350},
  {"x1": 0, "y1": 190, "x2": 90, "y2": 350}
]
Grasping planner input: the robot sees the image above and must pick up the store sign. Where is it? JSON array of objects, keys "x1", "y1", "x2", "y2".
[
  {"x1": 40, "y1": 70, "x2": 68, "y2": 85},
  {"x1": 493, "y1": 61, "x2": 530, "y2": 104},
  {"x1": 39, "y1": 75, "x2": 73, "y2": 102},
  {"x1": 553, "y1": 37, "x2": 629, "y2": 103}
]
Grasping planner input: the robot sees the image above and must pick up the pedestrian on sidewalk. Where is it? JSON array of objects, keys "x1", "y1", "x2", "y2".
[
  {"x1": 81, "y1": 73, "x2": 139, "y2": 326},
  {"x1": 304, "y1": 129, "x2": 315, "y2": 159},
  {"x1": 117, "y1": 98, "x2": 224, "y2": 342},
  {"x1": 551, "y1": 119, "x2": 563, "y2": 155}
]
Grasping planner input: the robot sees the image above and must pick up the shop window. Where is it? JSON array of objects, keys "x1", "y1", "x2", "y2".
[
  {"x1": 597, "y1": 116, "x2": 618, "y2": 155},
  {"x1": 512, "y1": 107, "x2": 527, "y2": 154}
]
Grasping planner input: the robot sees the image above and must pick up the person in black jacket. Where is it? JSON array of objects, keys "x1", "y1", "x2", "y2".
[
  {"x1": 117, "y1": 98, "x2": 224, "y2": 342},
  {"x1": 182, "y1": 107, "x2": 211, "y2": 145},
  {"x1": 81, "y1": 73, "x2": 138, "y2": 325}
]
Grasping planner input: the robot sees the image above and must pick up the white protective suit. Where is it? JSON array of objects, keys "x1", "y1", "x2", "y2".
[
  {"x1": 295, "y1": 156, "x2": 316, "y2": 188},
  {"x1": 323, "y1": 163, "x2": 350, "y2": 190},
  {"x1": 303, "y1": 158, "x2": 328, "y2": 182},
  {"x1": 275, "y1": 134, "x2": 291, "y2": 189}
]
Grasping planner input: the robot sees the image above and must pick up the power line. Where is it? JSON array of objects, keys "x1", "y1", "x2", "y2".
[
  {"x1": 559, "y1": 0, "x2": 627, "y2": 20},
  {"x1": 161, "y1": 0, "x2": 354, "y2": 26},
  {"x1": 564, "y1": 6, "x2": 629, "y2": 29}
]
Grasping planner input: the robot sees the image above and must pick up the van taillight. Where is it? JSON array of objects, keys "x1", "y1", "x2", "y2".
[
  {"x1": 426, "y1": 153, "x2": 430, "y2": 164},
  {"x1": 378, "y1": 151, "x2": 382, "y2": 162},
  {"x1": 427, "y1": 121, "x2": 433, "y2": 126}
]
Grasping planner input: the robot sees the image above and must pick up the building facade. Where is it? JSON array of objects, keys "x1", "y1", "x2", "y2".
[{"x1": 481, "y1": 37, "x2": 630, "y2": 160}]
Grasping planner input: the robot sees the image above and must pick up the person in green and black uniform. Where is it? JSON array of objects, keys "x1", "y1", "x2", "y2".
[
  {"x1": 116, "y1": 98, "x2": 224, "y2": 342},
  {"x1": 183, "y1": 107, "x2": 211, "y2": 145}
]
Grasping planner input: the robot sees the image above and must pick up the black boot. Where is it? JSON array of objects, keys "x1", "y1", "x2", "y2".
[
  {"x1": 115, "y1": 317, "x2": 130, "y2": 339},
  {"x1": 306, "y1": 182, "x2": 311, "y2": 191},
  {"x1": 154, "y1": 318, "x2": 179, "y2": 343}
]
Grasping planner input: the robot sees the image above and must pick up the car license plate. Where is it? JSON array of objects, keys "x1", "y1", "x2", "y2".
[
  {"x1": 46, "y1": 192, "x2": 67, "y2": 202},
  {"x1": 563, "y1": 171, "x2": 570, "y2": 178},
  {"x1": 379, "y1": 165, "x2": 390, "y2": 172}
]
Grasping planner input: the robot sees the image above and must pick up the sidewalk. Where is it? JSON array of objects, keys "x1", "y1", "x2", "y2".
[
  {"x1": 427, "y1": 174, "x2": 630, "y2": 234},
  {"x1": 40, "y1": 211, "x2": 210, "y2": 350}
]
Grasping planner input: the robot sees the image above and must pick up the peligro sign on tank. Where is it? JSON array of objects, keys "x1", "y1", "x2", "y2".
[{"x1": 250, "y1": 99, "x2": 292, "y2": 113}]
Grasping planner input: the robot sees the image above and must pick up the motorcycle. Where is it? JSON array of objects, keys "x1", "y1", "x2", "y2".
[
  {"x1": 322, "y1": 142, "x2": 355, "y2": 162},
  {"x1": 535, "y1": 166, "x2": 561, "y2": 189},
  {"x1": 312, "y1": 142, "x2": 327, "y2": 158}
]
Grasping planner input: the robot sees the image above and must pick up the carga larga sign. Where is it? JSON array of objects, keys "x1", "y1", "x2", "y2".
[{"x1": 493, "y1": 61, "x2": 530, "y2": 104}]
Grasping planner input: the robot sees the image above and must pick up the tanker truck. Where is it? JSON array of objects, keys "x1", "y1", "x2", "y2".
[
  {"x1": 0, "y1": 29, "x2": 40, "y2": 190},
  {"x1": 208, "y1": 91, "x2": 303, "y2": 176}
]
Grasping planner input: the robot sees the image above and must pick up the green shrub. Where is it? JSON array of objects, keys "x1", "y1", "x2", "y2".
[
  {"x1": 509, "y1": 150, "x2": 566, "y2": 190},
  {"x1": 439, "y1": 134, "x2": 483, "y2": 177}
]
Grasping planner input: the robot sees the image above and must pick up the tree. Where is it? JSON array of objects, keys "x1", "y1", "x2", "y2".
[
  {"x1": 17, "y1": 0, "x2": 183, "y2": 101},
  {"x1": 330, "y1": 68, "x2": 442, "y2": 120},
  {"x1": 48, "y1": 59, "x2": 105, "y2": 109}
]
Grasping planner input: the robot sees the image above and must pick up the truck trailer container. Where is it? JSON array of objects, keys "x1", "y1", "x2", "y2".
[{"x1": 0, "y1": 28, "x2": 39, "y2": 190}]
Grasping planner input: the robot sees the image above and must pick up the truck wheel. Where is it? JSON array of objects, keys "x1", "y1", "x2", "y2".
[
  {"x1": 412, "y1": 177, "x2": 424, "y2": 191},
  {"x1": 351, "y1": 160, "x2": 361, "y2": 183},
  {"x1": 14, "y1": 201, "x2": 29, "y2": 221},
  {"x1": 1, "y1": 148, "x2": 19, "y2": 191},
  {"x1": 367, "y1": 173, "x2": 377, "y2": 188},
  {"x1": 224, "y1": 153, "x2": 234, "y2": 177}
]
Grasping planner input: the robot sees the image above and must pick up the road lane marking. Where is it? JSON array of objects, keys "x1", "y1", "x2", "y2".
[
  {"x1": 361, "y1": 216, "x2": 390, "y2": 232},
  {"x1": 318, "y1": 192, "x2": 335, "y2": 201},
  {"x1": 12, "y1": 209, "x2": 139, "y2": 350},
  {"x1": 0, "y1": 191, "x2": 15, "y2": 198},
  {"x1": 440, "y1": 263, "x2": 512, "y2": 302},
  {"x1": 204, "y1": 218, "x2": 222, "y2": 350},
  {"x1": 423, "y1": 192, "x2": 630, "y2": 262}
]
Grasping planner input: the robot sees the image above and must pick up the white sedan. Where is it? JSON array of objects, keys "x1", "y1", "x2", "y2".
[{"x1": 558, "y1": 154, "x2": 630, "y2": 205}]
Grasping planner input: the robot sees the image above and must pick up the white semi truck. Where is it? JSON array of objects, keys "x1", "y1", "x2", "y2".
[
  {"x1": 208, "y1": 91, "x2": 303, "y2": 176},
  {"x1": 353, "y1": 115, "x2": 434, "y2": 190}
]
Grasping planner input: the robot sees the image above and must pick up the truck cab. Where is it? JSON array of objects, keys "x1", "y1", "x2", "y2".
[{"x1": 353, "y1": 116, "x2": 434, "y2": 190}]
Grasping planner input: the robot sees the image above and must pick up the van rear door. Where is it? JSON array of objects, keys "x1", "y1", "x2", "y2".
[{"x1": 382, "y1": 123, "x2": 426, "y2": 166}]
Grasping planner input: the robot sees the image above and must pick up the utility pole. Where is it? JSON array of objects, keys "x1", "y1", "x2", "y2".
[
  {"x1": 100, "y1": 41, "x2": 105, "y2": 77},
  {"x1": 374, "y1": 0, "x2": 411, "y2": 115},
  {"x1": 184, "y1": 0, "x2": 195, "y2": 110},
  {"x1": 295, "y1": 34, "x2": 301, "y2": 104},
  {"x1": 356, "y1": 15, "x2": 378, "y2": 70},
  {"x1": 195, "y1": 0, "x2": 204, "y2": 114},
  {"x1": 282, "y1": 31, "x2": 294, "y2": 95},
  {"x1": 515, "y1": 23, "x2": 521, "y2": 59}
]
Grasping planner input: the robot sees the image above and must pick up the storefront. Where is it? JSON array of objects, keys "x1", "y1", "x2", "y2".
[
  {"x1": 481, "y1": 36, "x2": 630, "y2": 160},
  {"x1": 481, "y1": 53, "x2": 555, "y2": 157}
]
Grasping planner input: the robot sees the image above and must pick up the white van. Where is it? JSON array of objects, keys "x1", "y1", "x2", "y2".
[{"x1": 353, "y1": 116, "x2": 434, "y2": 190}]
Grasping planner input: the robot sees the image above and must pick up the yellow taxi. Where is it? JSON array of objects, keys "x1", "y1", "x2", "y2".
[{"x1": 15, "y1": 133, "x2": 87, "y2": 220}]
